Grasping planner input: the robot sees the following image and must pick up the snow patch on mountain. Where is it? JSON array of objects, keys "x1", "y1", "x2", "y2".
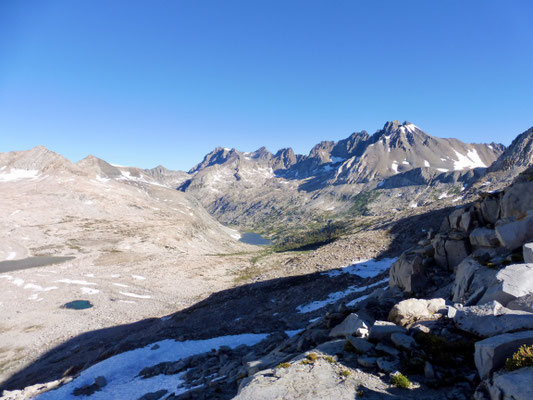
[
  {"x1": 0, "y1": 169, "x2": 40, "y2": 182},
  {"x1": 453, "y1": 149, "x2": 486, "y2": 170}
]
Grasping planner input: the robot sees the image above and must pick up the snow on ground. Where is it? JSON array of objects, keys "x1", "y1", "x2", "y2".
[
  {"x1": 37, "y1": 334, "x2": 269, "y2": 400},
  {"x1": 0, "y1": 168, "x2": 40, "y2": 182},
  {"x1": 296, "y1": 278, "x2": 389, "y2": 314},
  {"x1": 453, "y1": 149, "x2": 486, "y2": 170},
  {"x1": 391, "y1": 161, "x2": 399, "y2": 173},
  {"x1": 119, "y1": 291, "x2": 151, "y2": 299},
  {"x1": 324, "y1": 258, "x2": 396, "y2": 278},
  {"x1": 285, "y1": 329, "x2": 304, "y2": 337},
  {"x1": 6, "y1": 252, "x2": 16, "y2": 260},
  {"x1": 56, "y1": 279, "x2": 97, "y2": 286},
  {"x1": 424, "y1": 160, "x2": 430, "y2": 167},
  {"x1": 346, "y1": 294, "x2": 370, "y2": 307},
  {"x1": 438, "y1": 192, "x2": 448, "y2": 200},
  {"x1": 410, "y1": 203, "x2": 418, "y2": 208},
  {"x1": 131, "y1": 275, "x2": 146, "y2": 281},
  {"x1": 81, "y1": 287, "x2": 100, "y2": 295}
]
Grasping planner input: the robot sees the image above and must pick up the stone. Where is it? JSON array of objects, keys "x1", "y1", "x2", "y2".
[
  {"x1": 375, "y1": 342, "x2": 399, "y2": 357},
  {"x1": 357, "y1": 356, "x2": 377, "y2": 367},
  {"x1": 506, "y1": 294, "x2": 533, "y2": 313},
  {"x1": 477, "y1": 263, "x2": 533, "y2": 306},
  {"x1": 314, "y1": 339, "x2": 346, "y2": 356},
  {"x1": 474, "y1": 330, "x2": 533, "y2": 378},
  {"x1": 470, "y1": 228, "x2": 501, "y2": 248},
  {"x1": 368, "y1": 321, "x2": 406, "y2": 341},
  {"x1": 138, "y1": 390, "x2": 169, "y2": 400},
  {"x1": 452, "y1": 258, "x2": 498, "y2": 303},
  {"x1": 445, "y1": 239, "x2": 469, "y2": 269},
  {"x1": 388, "y1": 253, "x2": 427, "y2": 293},
  {"x1": 449, "y1": 208, "x2": 465, "y2": 230},
  {"x1": 346, "y1": 336, "x2": 374, "y2": 354},
  {"x1": 489, "y1": 367, "x2": 533, "y2": 400},
  {"x1": 424, "y1": 362, "x2": 436, "y2": 380},
  {"x1": 481, "y1": 196, "x2": 501, "y2": 224},
  {"x1": 329, "y1": 313, "x2": 368, "y2": 338},
  {"x1": 376, "y1": 357, "x2": 400, "y2": 373},
  {"x1": 433, "y1": 234, "x2": 448, "y2": 269},
  {"x1": 524, "y1": 243, "x2": 533, "y2": 263},
  {"x1": 459, "y1": 210, "x2": 474, "y2": 232},
  {"x1": 388, "y1": 298, "x2": 445, "y2": 326},
  {"x1": 391, "y1": 333, "x2": 417, "y2": 350},
  {"x1": 495, "y1": 212, "x2": 533, "y2": 251},
  {"x1": 500, "y1": 179, "x2": 533, "y2": 219},
  {"x1": 454, "y1": 301, "x2": 533, "y2": 338}
]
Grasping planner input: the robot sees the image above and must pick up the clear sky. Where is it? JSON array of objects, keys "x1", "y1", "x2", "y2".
[{"x1": 1, "y1": 1, "x2": 532, "y2": 171}]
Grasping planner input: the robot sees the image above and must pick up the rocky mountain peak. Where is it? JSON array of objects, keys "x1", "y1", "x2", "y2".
[{"x1": 487, "y1": 126, "x2": 533, "y2": 173}]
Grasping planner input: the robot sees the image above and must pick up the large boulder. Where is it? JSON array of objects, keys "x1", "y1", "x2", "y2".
[
  {"x1": 470, "y1": 228, "x2": 501, "y2": 248},
  {"x1": 433, "y1": 234, "x2": 448, "y2": 269},
  {"x1": 388, "y1": 298, "x2": 445, "y2": 327},
  {"x1": 524, "y1": 243, "x2": 533, "y2": 263},
  {"x1": 388, "y1": 252, "x2": 427, "y2": 293},
  {"x1": 368, "y1": 321, "x2": 406, "y2": 341},
  {"x1": 329, "y1": 314, "x2": 368, "y2": 338},
  {"x1": 445, "y1": 239, "x2": 469, "y2": 268},
  {"x1": 454, "y1": 301, "x2": 533, "y2": 338},
  {"x1": 495, "y1": 212, "x2": 533, "y2": 250},
  {"x1": 480, "y1": 195, "x2": 501, "y2": 224},
  {"x1": 506, "y1": 294, "x2": 533, "y2": 313},
  {"x1": 500, "y1": 176, "x2": 533, "y2": 219},
  {"x1": 452, "y1": 258, "x2": 498, "y2": 304},
  {"x1": 474, "y1": 330, "x2": 533, "y2": 379},
  {"x1": 477, "y1": 263, "x2": 533, "y2": 306},
  {"x1": 488, "y1": 367, "x2": 533, "y2": 400}
]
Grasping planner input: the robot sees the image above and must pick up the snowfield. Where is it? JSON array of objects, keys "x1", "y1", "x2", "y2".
[{"x1": 36, "y1": 334, "x2": 269, "y2": 400}]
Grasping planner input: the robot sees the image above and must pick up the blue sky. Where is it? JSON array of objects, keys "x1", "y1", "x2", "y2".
[{"x1": 1, "y1": 1, "x2": 532, "y2": 170}]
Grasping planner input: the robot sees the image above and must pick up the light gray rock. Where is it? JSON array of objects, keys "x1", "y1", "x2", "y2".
[
  {"x1": 346, "y1": 336, "x2": 374, "y2": 354},
  {"x1": 481, "y1": 196, "x2": 500, "y2": 224},
  {"x1": 448, "y1": 208, "x2": 465, "y2": 230},
  {"x1": 506, "y1": 294, "x2": 533, "y2": 313},
  {"x1": 368, "y1": 321, "x2": 406, "y2": 341},
  {"x1": 329, "y1": 313, "x2": 368, "y2": 338},
  {"x1": 500, "y1": 179, "x2": 533, "y2": 219},
  {"x1": 391, "y1": 333, "x2": 417, "y2": 350},
  {"x1": 524, "y1": 243, "x2": 533, "y2": 263},
  {"x1": 489, "y1": 366, "x2": 533, "y2": 400},
  {"x1": 478, "y1": 263, "x2": 533, "y2": 306},
  {"x1": 470, "y1": 228, "x2": 501, "y2": 248},
  {"x1": 357, "y1": 356, "x2": 377, "y2": 367},
  {"x1": 376, "y1": 357, "x2": 400, "y2": 373},
  {"x1": 445, "y1": 239, "x2": 469, "y2": 269},
  {"x1": 495, "y1": 212, "x2": 533, "y2": 250},
  {"x1": 452, "y1": 258, "x2": 498, "y2": 303},
  {"x1": 375, "y1": 342, "x2": 400, "y2": 357},
  {"x1": 388, "y1": 298, "x2": 445, "y2": 326},
  {"x1": 388, "y1": 252, "x2": 427, "y2": 293},
  {"x1": 460, "y1": 210, "x2": 474, "y2": 232},
  {"x1": 474, "y1": 330, "x2": 533, "y2": 378},
  {"x1": 454, "y1": 301, "x2": 533, "y2": 337}
]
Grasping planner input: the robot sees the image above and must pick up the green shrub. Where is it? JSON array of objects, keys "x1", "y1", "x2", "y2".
[
  {"x1": 306, "y1": 353, "x2": 318, "y2": 362},
  {"x1": 391, "y1": 373, "x2": 410, "y2": 389},
  {"x1": 277, "y1": 362, "x2": 291, "y2": 369},
  {"x1": 340, "y1": 369, "x2": 351, "y2": 377},
  {"x1": 324, "y1": 356, "x2": 336, "y2": 363},
  {"x1": 505, "y1": 345, "x2": 533, "y2": 371}
]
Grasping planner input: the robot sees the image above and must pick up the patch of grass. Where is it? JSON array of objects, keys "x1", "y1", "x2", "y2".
[
  {"x1": 348, "y1": 190, "x2": 380, "y2": 216},
  {"x1": 325, "y1": 356, "x2": 336, "y2": 364},
  {"x1": 233, "y1": 265, "x2": 262, "y2": 283},
  {"x1": 391, "y1": 373, "x2": 410, "y2": 389},
  {"x1": 277, "y1": 362, "x2": 291, "y2": 369},
  {"x1": 505, "y1": 345, "x2": 533, "y2": 371},
  {"x1": 306, "y1": 353, "x2": 318, "y2": 362},
  {"x1": 340, "y1": 369, "x2": 351, "y2": 377}
]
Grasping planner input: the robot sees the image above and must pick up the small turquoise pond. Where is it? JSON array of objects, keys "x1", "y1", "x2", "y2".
[{"x1": 62, "y1": 300, "x2": 93, "y2": 310}]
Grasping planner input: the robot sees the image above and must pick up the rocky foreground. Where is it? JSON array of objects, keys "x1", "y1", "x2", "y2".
[{"x1": 3, "y1": 169, "x2": 533, "y2": 398}]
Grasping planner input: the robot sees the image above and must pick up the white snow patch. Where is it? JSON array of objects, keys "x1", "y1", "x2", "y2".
[
  {"x1": 56, "y1": 279, "x2": 97, "y2": 286},
  {"x1": 23, "y1": 283, "x2": 58, "y2": 292},
  {"x1": 84, "y1": 200, "x2": 94, "y2": 205},
  {"x1": 424, "y1": 160, "x2": 430, "y2": 167},
  {"x1": 6, "y1": 252, "x2": 16, "y2": 260},
  {"x1": 0, "y1": 169, "x2": 40, "y2": 182},
  {"x1": 453, "y1": 197, "x2": 462, "y2": 202},
  {"x1": 285, "y1": 329, "x2": 304, "y2": 338},
  {"x1": 331, "y1": 156, "x2": 346, "y2": 163},
  {"x1": 391, "y1": 161, "x2": 399, "y2": 173},
  {"x1": 324, "y1": 258, "x2": 396, "y2": 278},
  {"x1": 296, "y1": 278, "x2": 388, "y2": 314},
  {"x1": 36, "y1": 334, "x2": 268, "y2": 400},
  {"x1": 410, "y1": 203, "x2": 418, "y2": 208},
  {"x1": 453, "y1": 149, "x2": 486, "y2": 170},
  {"x1": 113, "y1": 283, "x2": 129, "y2": 288},
  {"x1": 96, "y1": 176, "x2": 110, "y2": 183},
  {"x1": 131, "y1": 275, "x2": 146, "y2": 281},
  {"x1": 438, "y1": 193, "x2": 448, "y2": 200},
  {"x1": 119, "y1": 292, "x2": 151, "y2": 299},
  {"x1": 309, "y1": 317, "x2": 321, "y2": 323},
  {"x1": 436, "y1": 168, "x2": 449, "y2": 173},
  {"x1": 10, "y1": 210, "x2": 21, "y2": 216},
  {"x1": 81, "y1": 287, "x2": 100, "y2": 295},
  {"x1": 401, "y1": 160, "x2": 410, "y2": 165},
  {"x1": 346, "y1": 294, "x2": 370, "y2": 307}
]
